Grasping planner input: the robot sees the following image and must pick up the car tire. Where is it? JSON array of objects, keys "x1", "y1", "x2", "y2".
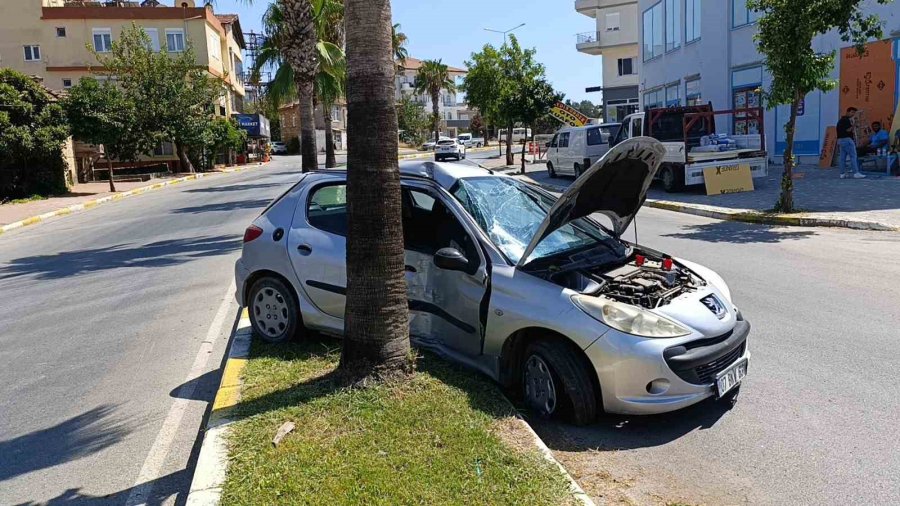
[
  {"x1": 477, "y1": 142, "x2": 483, "y2": 147},
  {"x1": 435, "y1": 155, "x2": 441, "y2": 162},
  {"x1": 522, "y1": 339, "x2": 598, "y2": 425},
  {"x1": 547, "y1": 161, "x2": 557, "y2": 177},
  {"x1": 248, "y1": 276, "x2": 303, "y2": 344},
  {"x1": 661, "y1": 165, "x2": 683, "y2": 193},
  {"x1": 574, "y1": 163, "x2": 583, "y2": 178}
]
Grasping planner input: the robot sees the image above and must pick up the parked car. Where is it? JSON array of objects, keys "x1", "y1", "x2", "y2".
[
  {"x1": 546, "y1": 123, "x2": 621, "y2": 178},
  {"x1": 456, "y1": 133, "x2": 484, "y2": 148},
  {"x1": 435, "y1": 139, "x2": 466, "y2": 161},
  {"x1": 420, "y1": 136, "x2": 452, "y2": 151},
  {"x1": 271, "y1": 141, "x2": 288, "y2": 155},
  {"x1": 235, "y1": 138, "x2": 750, "y2": 424}
]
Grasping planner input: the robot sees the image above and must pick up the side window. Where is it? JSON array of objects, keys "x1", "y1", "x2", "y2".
[
  {"x1": 559, "y1": 132, "x2": 570, "y2": 148},
  {"x1": 586, "y1": 127, "x2": 603, "y2": 146},
  {"x1": 403, "y1": 188, "x2": 479, "y2": 273},
  {"x1": 632, "y1": 118, "x2": 643, "y2": 137},
  {"x1": 307, "y1": 184, "x2": 347, "y2": 236},
  {"x1": 550, "y1": 134, "x2": 558, "y2": 148}
]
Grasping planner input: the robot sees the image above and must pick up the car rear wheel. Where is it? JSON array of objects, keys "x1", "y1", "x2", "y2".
[
  {"x1": 435, "y1": 155, "x2": 441, "y2": 162},
  {"x1": 661, "y1": 165, "x2": 684, "y2": 193},
  {"x1": 248, "y1": 277, "x2": 302, "y2": 344},
  {"x1": 547, "y1": 161, "x2": 556, "y2": 177},
  {"x1": 574, "y1": 163, "x2": 583, "y2": 178},
  {"x1": 522, "y1": 339, "x2": 597, "y2": 425}
]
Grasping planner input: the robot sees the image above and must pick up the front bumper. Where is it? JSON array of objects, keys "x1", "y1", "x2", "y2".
[{"x1": 585, "y1": 318, "x2": 751, "y2": 415}]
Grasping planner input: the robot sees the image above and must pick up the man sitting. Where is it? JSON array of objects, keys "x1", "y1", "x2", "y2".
[{"x1": 858, "y1": 121, "x2": 890, "y2": 156}]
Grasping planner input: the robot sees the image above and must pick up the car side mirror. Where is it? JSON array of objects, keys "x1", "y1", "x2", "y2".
[{"x1": 434, "y1": 247, "x2": 469, "y2": 271}]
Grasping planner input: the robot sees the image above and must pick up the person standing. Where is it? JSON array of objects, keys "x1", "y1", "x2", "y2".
[{"x1": 836, "y1": 107, "x2": 866, "y2": 179}]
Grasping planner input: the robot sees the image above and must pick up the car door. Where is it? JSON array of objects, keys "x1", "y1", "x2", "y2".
[
  {"x1": 401, "y1": 182, "x2": 488, "y2": 357},
  {"x1": 288, "y1": 181, "x2": 348, "y2": 319},
  {"x1": 557, "y1": 131, "x2": 572, "y2": 173},
  {"x1": 548, "y1": 133, "x2": 559, "y2": 168}
]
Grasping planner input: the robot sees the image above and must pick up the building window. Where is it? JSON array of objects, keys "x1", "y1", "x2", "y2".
[
  {"x1": 233, "y1": 56, "x2": 243, "y2": 85},
  {"x1": 153, "y1": 142, "x2": 175, "y2": 156},
  {"x1": 142, "y1": 28, "x2": 160, "y2": 52},
  {"x1": 208, "y1": 33, "x2": 221, "y2": 61},
  {"x1": 93, "y1": 29, "x2": 113, "y2": 53},
  {"x1": 665, "y1": 0, "x2": 680, "y2": 51},
  {"x1": 331, "y1": 105, "x2": 341, "y2": 121},
  {"x1": 56, "y1": 27, "x2": 67, "y2": 38},
  {"x1": 685, "y1": 78, "x2": 702, "y2": 105},
  {"x1": 23, "y1": 45, "x2": 41, "y2": 61},
  {"x1": 665, "y1": 82, "x2": 680, "y2": 106},
  {"x1": 606, "y1": 12, "x2": 620, "y2": 31},
  {"x1": 732, "y1": 66, "x2": 763, "y2": 134},
  {"x1": 642, "y1": 2, "x2": 663, "y2": 61},
  {"x1": 733, "y1": 0, "x2": 761, "y2": 28},
  {"x1": 617, "y1": 57, "x2": 634, "y2": 76},
  {"x1": 643, "y1": 88, "x2": 664, "y2": 109},
  {"x1": 685, "y1": 0, "x2": 700, "y2": 42},
  {"x1": 166, "y1": 29, "x2": 185, "y2": 52},
  {"x1": 62, "y1": 78, "x2": 73, "y2": 88}
]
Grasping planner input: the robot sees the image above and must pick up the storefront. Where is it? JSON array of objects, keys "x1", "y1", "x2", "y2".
[{"x1": 234, "y1": 113, "x2": 271, "y2": 162}]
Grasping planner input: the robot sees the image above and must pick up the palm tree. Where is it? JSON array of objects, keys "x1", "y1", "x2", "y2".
[
  {"x1": 278, "y1": 0, "x2": 319, "y2": 172},
  {"x1": 391, "y1": 23, "x2": 408, "y2": 72},
  {"x1": 315, "y1": 46, "x2": 345, "y2": 168},
  {"x1": 340, "y1": 0, "x2": 410, "y2": 377},
  {"x1": 413, "y1": 59, "x2": 456, "y2": 143}
]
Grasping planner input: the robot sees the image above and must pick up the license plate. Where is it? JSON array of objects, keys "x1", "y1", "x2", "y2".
[{"x1": 715, "y1": 358, "x2": 747, "y2": 397}]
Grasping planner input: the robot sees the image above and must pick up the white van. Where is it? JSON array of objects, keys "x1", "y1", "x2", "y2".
[
  {"x1": 499, "y1": 127, "x2": 532, "y2": 144},
  {"x1": 546, "y1": 123, "x2": 620, "y2": 177}
]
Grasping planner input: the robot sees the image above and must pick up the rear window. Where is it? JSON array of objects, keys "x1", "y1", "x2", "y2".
[
  {"x1": 438, "y1": 140, "x2": 455, "y2": 145},
  {"x1": 307, "y1": 184, "x2": 348, "y2": 236},
  {"x1": 586, "y1": 126, "x2": 617, "y2": 146}
]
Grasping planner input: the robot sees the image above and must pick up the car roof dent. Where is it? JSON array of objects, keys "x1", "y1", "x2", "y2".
[{"x1": 516, "y1": 136, "x2": 666, "y2": 267}]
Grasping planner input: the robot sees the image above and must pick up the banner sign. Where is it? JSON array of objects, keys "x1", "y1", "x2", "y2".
[
  {"x1": 703, "y1": 164, "x2": 754, "y2": 195},
  {"x1": 234, "y1": 113, "x2": 271, "y2": 139},
  {"x1": 549, "y1": 101, "x2": 590, "y2": 127}
]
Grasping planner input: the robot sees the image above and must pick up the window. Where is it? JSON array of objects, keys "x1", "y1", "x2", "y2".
[
  {"x1": 685, "y1": 0, "x2": 701, "y2": 42},
  {"x1": 631, "y1": 118, "x2": 643, "y2": 137},
  {"x1": 233, "y1": 56, "x2": 243, "y2": 84},
  {"x1": 665, "y1": 0, "x2": 680, "y2": 51},
  {"x1": 62, "y1": 78, "x2": 73, "y2": 88},
  {"x1": 208, "y1": 32, "x2": 221, "y2": 61},
  {"x1": 733, "y1": 0, "x2": 760, "y2": 27},
  {"x1": 144, "y1": 28, "x2": 160, "y2": 52},
  {"x1": 642, "y1": 2, "x2": 663, "y2": 61},
  {"x1": 558, "y1": 132, "x2": 570, "y2": 148},
  {"x1": 550, "y1": 134, "x2": 558, "y2": 148},
  {"x1": 56, "y1": 27, "x2": 67, "y2": 38},
  {"x1": 606, "y1": 12, "x2": 620, "y2": 31},
  {"x1": 617, "y1": 57, "x2": 634, "y2": 76},
  {"x1": 685, "y1": 78, "x2": 702, "y2": 105},
  {"x1": 732, "y1": 66, "x2": 763, "y2": 134},
  {"x1": 93, "y1": 29, "x2": 112, "y2": 53},
  {"x1": 665, "y1": 82, "x2": 680, "y2": 106},
  {"x1": 331, "y1": 105, "x2": 341, "y2": 121},
  {"x1": 23, "y1": 45, "x2": 41, "y2": 61},
  {"x1": 587, "y1": 126, "x2": 616, "y2": 146},
  {"x1": 153, "y1": 142, "x2": 174, "y2": 156},
  {"x1": 643, "y1": 88, "x2": 664, "y2": 109},
  {"x1": 308, "y1": 184, "x2": 348, "y2": 236},
  {"x1": 166, "y1": 29, "x2": 185, "y2": 52}
]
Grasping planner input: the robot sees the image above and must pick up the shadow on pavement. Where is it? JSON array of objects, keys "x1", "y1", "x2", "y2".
[
  {"x1": 0, "y1": 235, "x2": 239, "y2": 280},
  {"x1": 185, "y1": 183, "x2": 284, "y2": 194},
  {"x1": 172, "y1": 198, "x2": 274, "y2": 214},
  {"x1": 0, "y1": 405, "x2": 135, "y2": 483},
  {"x1": 13, "y1": 468, "x2": 192, "y2": 506},
  {"x1": 662, "y1": 221, "x2": 817, "y2": 244},
  {"x1": 529, "y1": 396, "x2": 733, "y2": 453}
]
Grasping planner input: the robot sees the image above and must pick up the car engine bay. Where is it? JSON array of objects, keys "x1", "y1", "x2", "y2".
[{"x1": 548, "y1": 253, "x2": 705, "y2": 309}]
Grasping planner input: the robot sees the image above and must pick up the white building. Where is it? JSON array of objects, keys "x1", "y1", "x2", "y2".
[
  {"x1": 395, "y1": 57, "x2": 469, "y2": 136},
  {"x1": 637, "y1": 0, "x2": 900, "y2": 163},
  {"x1": 575, "y1": 0, "x2": 641, "y2": 122}
]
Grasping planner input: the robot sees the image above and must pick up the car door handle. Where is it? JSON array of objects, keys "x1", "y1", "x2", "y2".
[
  {"x1": 297, "y1": 244, "x2": 312, "y2": 256},
  {"x1": 405, "y1": 265, "x2": 417, "y2": 273}
]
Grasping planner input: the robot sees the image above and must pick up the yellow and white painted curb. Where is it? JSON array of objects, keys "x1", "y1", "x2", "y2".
[
  {"x1": 0, "y1": 163, "x2": 267, "y2": 237},
  {"x1": 186, "y1": 308, "x2": 252, "y2": 506}
]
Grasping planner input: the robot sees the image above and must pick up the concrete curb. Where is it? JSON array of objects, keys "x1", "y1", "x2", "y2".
[
  {"x1": 185, "y1": 309, "x2": 252, "y2": 506},
  {"x1": 0, "y1": 162, "x2": 267, "y2": 237},
  {"x1": 516, "y1": 177, "x2": 899, "y2": 232}
]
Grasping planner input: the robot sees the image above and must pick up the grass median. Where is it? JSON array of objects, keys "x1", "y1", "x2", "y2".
[{"x1": 221, "y1": 336, "x2": 573, "y2": 505}]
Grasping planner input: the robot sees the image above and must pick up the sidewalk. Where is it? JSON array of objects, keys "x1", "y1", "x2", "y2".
[{"x1": 518, "y1": 162, "x2": 900, "y2": 231}]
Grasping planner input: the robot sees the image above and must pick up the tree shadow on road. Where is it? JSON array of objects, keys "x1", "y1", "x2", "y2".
[
  {"x1": 185, "y1": 183, "x2": 285, "y2": 194},
  {"x1": 12, "y1": 468, "x2": 192, "y2": 506},
  {"x1": 0, "y1": 235, "x2": 240, "y2": 281},
  {"x1": 0, "y1": 405, "x2": 136, "y2": 483},
  {"x1": 662, "y1": 221, "x2": 817, "y2": 244},
  {"x1": 171, "y1": 199, "x2": 274, "y2": 214}
]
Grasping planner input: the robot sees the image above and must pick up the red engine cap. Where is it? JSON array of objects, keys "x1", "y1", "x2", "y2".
[
  {"x1": 635, "y1": 254, "x2": 645, "y2": 266},
  {"x1": 662, "y1": 257, "x2": 673, "y2": 270}
]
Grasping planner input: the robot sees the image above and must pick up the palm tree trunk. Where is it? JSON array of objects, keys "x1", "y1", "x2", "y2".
[
  {"x1": 297, "y1": 78, "x2": 318, "y2": 172},
  {"x1": 341, "y1": 0, "x2": 410, "y2": 378},
  {"x1": 776, "y1": 90, "x2": 800, "y2": 213},
  {"x1": 323, "y1": 102, "x2": 337, "y2": 168},
  {"x1": 431, "y1": 91, "x2": 440, "y2": 142},
  {"x1": 281, "y1": 0, "x2": 319, "y2": 172},
  {"x1": 505, "y1": 121, "x2": 514, "y2": 166}
]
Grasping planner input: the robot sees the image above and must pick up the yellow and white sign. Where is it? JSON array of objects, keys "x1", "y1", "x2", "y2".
[
  {"x1": 703, "y1": 164, "x2": 755, "y2": 195},
  {"x1": 549, "y1": 101, "x2": 590, "y2": 127}
]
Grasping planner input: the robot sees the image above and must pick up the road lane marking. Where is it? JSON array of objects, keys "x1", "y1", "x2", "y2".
[{"x1": 124, "y1": 281, "x2": 236, "y2": 506}]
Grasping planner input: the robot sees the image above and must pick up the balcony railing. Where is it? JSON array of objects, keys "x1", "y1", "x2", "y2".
[{"x1": 576, "y1": 31, "x2": 601, "y2": 45}]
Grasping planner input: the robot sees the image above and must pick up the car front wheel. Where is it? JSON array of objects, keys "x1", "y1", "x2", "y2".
[
  {"x1": 522, "y1": 339, "x2": 597, "y2": 425},
  {"x1": 248, "y1": 277, "x2": 302, "y2": 344}
]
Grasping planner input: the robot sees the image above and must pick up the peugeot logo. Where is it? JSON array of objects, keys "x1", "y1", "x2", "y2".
[{"x1": 701, "y1": 295, "x2": 727, "y2": 319}]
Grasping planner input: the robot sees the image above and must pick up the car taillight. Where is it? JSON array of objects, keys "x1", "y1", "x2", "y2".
[{"x1": 243, "y1": 225, "x2": 263, "y2": 243}]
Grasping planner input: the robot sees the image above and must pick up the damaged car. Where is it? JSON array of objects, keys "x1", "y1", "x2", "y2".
[{"x1": 235, "y1": 137, "x2": 750, "y2": 424}]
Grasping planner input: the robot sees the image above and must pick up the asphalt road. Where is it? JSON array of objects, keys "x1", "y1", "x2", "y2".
[
  {"x1": 2, "y1": 152, "x2": 896, "y2": 505},
  {"x1": 522, "y1": 168, "x2": 900, "y2": 505}
]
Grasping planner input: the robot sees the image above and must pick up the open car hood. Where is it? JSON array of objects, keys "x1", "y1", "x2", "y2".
[{"x1": 517, "y1": 137, "x2": 666, "y2": 267}]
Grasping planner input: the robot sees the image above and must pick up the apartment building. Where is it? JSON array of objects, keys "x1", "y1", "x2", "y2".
[
  {"x1": 637, "y1": 0, "x2": 900, "y2": 163},
  {"x1": 575, "y1": 0, "x2": 640, "y2": 122},
  {"x1": 395, "y1": 57, "x2": 469, "y2": 136},
  {"x1": 278, "y1": 101, "x2": 348, "y2": 152}
]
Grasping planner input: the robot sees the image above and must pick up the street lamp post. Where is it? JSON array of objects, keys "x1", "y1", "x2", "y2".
[{"x1": 484, "y1": 23, "x2": 525, "y2": 45}]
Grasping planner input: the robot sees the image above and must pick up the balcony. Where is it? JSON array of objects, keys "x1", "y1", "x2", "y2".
[
  {"x1": 575, "y1": 0, "x2": 636, "y2": 17},
  {"x1": 576, "y1": 31, "x2": 603, "y2": 55}
]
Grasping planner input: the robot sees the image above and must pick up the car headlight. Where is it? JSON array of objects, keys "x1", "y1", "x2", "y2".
[{"x1": 571, "y1": 295, "x2": 691, "y2": 338}]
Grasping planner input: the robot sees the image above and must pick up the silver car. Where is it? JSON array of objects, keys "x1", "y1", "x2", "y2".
[{"x1": 235, "y1": 138, "x2": 750, "y2": 424}]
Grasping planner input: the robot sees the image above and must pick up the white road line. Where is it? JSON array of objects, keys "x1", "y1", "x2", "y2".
[{"x1": 125, "y1": 281, "x2": 237, "y2": 506}]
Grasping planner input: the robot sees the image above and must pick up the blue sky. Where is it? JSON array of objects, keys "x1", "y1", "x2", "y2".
[{"x1": 217, "y1": 0, "x2": 602, "y2": 103}]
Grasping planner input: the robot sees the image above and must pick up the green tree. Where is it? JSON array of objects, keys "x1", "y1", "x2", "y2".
[
  {"x1": 749, "y1": 0, "x2": 890, "y2": 212},
  {"x1": 64, "y1": 77, "x2": 155, "y2": 192},
  {"x1": 278, "y1": 0, "x2": 321, "y2": 172},
  {"x1": 209, "y1": 117, "x2": 248, "y2": 167},
  {"x1": 396, "y1": 94, "x2": 429, "y2": 145},
  {"x1": 469, "y1": 112, "x2": 486, "y2": 142},
  {"x1": 0, "y1": 69, "x2": 70, "y2": 199},
  {"x1": 92, "y1": 25, "x2": 224, "y2": 173},
  {"x1": 462, "y1": 44, "x2": 504, "y2": 152},
  {"x1": 414, "y1": 60, "x2": 457, "y2": 143},
  {"x1": 340, "y1": 0, "x2": 410, "y2": 377},
  {"x1": 565, "y1": 99, "x2": 603, "y2": 120}
]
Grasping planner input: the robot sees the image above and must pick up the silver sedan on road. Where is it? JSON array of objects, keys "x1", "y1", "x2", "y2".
[{"x1": 235, "y1": 138, "x2": 750, "y2": 423}]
